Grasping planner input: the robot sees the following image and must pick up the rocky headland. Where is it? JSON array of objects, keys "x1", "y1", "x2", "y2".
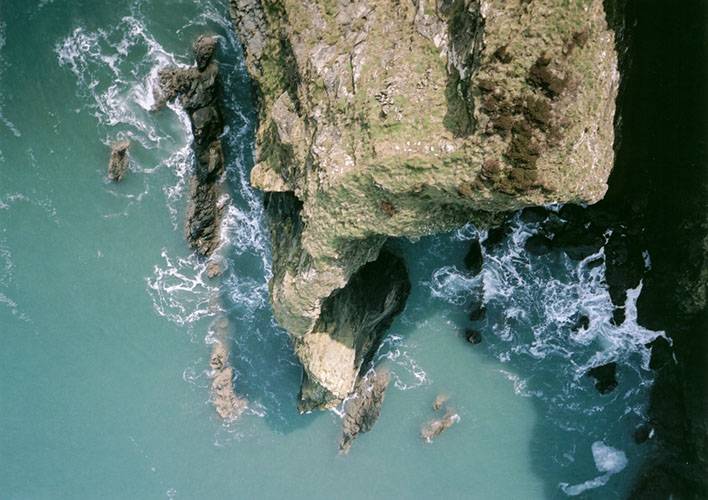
[{"x1": 229, "y1": 0, "x2": 620, "y2": 411}]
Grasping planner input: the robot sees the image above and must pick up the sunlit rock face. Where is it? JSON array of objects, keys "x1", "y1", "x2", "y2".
[{"x1": 229, "y1": 0, "x2": 620, "y2": 409}]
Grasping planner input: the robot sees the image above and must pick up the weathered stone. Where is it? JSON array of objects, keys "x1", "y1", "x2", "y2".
[
  {"x1": 464, "y1": 240, "x2": 483, "y2": 276},
  {"x1": 194, "y1": 34, "x2": 217, "y2": 71},
  {"x1": 646, "y1": 336, "x2": 672, "y2": 371},
  {"x1": 155, "y1": 37, "x2": 225, "y2": 257},
  {"x1": 296, "y1": 248, "x2": 410, "y2": 412},
  {"x1": 206, "y1": 260, "x2": 222, "y2": 278},
  {"x1": 108, "y1": 140, "x2": 130, "y2": 181},
  {"x1": 525, "y1": 234, "x2": 553, "y2": 255},
  {"x1": 339, "y1": 371, "x2": 390, "y2": 454}
]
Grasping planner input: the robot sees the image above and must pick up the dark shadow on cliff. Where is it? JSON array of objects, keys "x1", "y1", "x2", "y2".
[
  {"x1": 521, "y1": 0, "x2": 708, "y2": 496},
  {"x1": 596, "y1": 0, "x2": 707, "y2": 497}
]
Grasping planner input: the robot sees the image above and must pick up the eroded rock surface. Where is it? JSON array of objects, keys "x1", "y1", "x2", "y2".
[
  {"x1": 155, "y1": 35, "x2": 225, "y2": 256},
  {"x1": 229, "y1": 0, "x2": 620, "y2": 410},
  {"x1": 339, "y1": 371, "x2": 390, "y2": 454},
  {"x1": 108, "y1": 140, "x2": 130, "y2": 181},
  {"x1": 421, "y1": 409, "x2": 460, "y2": 442}
]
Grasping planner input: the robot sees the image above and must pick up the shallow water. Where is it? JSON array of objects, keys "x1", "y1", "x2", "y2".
[{"x1": 0, "y1": 1, "x2": 661, "y2": 498}]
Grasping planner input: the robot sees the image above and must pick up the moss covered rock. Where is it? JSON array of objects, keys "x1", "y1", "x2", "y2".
[{"x1": 229, "y1": 0, "x2": 620, "y2": 410}]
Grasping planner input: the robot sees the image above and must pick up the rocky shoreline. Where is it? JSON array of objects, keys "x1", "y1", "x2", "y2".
[{"x1": 229, "y1": 0, "x2": 620, "y2": 411}]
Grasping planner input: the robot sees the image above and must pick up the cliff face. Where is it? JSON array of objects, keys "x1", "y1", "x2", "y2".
[{"x1": 229, "y1": 0, "x2": 620, "y2": 410}]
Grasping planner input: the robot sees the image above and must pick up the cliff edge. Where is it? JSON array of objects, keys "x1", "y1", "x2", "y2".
[{"x1": 229, "y1": 0, "x2": 619, "y2": 410}]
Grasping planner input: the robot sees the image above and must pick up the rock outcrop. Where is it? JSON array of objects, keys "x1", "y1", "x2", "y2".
[
  {"x1": 209, "y1": 320, "x2": 248, "y2": 419},
  {"x1": 586, "y1": 362, "x2": 618, "y2": 395},
  {"x1": 229, "y1": 0, "x2": 620, "y2": 410},
  {"x1": 421, "y1": 408, "x2": 459, "y2": 442},
  {"x1": 108, "y1": 140, "x2": 130, "y2": 181},
  {"x1": 339, "y1": 370, "x2": 390, "y2": 454},
  {"x1": 155, "y1": 34, "x2": 225, "y2": 256}
]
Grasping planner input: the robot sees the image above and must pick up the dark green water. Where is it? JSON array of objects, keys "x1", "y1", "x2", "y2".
[{"x1": 0, "y1": 1, "x2": 664, "y2": 498}]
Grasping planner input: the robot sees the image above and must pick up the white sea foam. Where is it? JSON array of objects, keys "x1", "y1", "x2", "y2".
[{"x1": 559, "y1": 441, "x2": 627, "y2": 496}]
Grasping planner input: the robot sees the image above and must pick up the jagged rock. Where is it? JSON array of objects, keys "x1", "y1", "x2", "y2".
[
  {"x1": 465, "y1": 329, "x2": 482, "y2": 345},
  {"x1": 194, "y1": 34, "x2": 217, "y2": 71},
  {"x1": 570, "y1": 314, "x2": 590, "y2": 333},
  {"x1": 605, "y1": 231, "x2": 646, "y2": 306},
  {"x1": 468, "y1": 299, "x2": 486, "y2": 321},
  {"x1": 156, "y1": 36, "x2": 225, "y2": 257},
  {"x1": 483, "y1": 222, "x2": 513, "y2": 251},
  {"x1": 339, "y1": 371, "x2": 390, "y2": 454},
  {"x1": 209, "y1": 342, "x2": 228, "y2": 371},
  {"x1": 646, "y1": 336, "x2": 672, "y2": 371},
  {"x1": 206, "y1": 260, "x2": 222, "y2": 278},
  {"x1": 587, "y1": 362, "x2": 618, "y2": 395},
  {"x1": 209, "y1": 342, "x2": 247, "y2": 419},
  {"x1": 108, "y1": 140, "x2": 130, "y2": 181},
  {"x1": 211, "y1": 366, "x2": 247, "y2": 419},
  {"x1": 421, "y1": 409, "x2": 459, "y2": 442},
  {"x1": 611, "y1": 307, "x2": 626, "y2": 326},
  {"x1": 464, "y1": 240, "x2": 483, "y2": 276},
  {"x1": 229, "y1": 0, "x2": 620, "y2": 410}
]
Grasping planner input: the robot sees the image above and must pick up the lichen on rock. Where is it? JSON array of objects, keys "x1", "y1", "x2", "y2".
[{"x1": 229, "y1": 0, "x2": 620, "y2": 410}]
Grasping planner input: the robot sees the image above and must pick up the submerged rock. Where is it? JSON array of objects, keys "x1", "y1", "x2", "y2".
[
  {"x1": 465, "y1": 329, "x2": 482, "y2": 345},
  {"x1": 339, "y1": 371, "x2": 390, "y2": 454},
  {"x1": 107, "y1": 140, "x2": 130, "y2": 181},
  {"x1": 295, "y1": 248, "x2": 410, "y2": 412},
  {"x1": 155, "y1": 35, "x2": 224, "y2": 256},
  {"x1": 586, "y1": 362, "x2": 618, "y2": 395},
  {"x1": 433, "y1": 394, "x2": 449, "y2": 411},
  {"x1": 194, "y1": 34, "x2": 217, "y2": 71},
  {"x1": 206, "y1": 260, "x2": 221, "y2": 278},
  {"x1": 209, "y1": 342, "x2": 247, "y2": 419},
  {"x1": 420, "y1": 409, "x2": 459, "y2": 443}
]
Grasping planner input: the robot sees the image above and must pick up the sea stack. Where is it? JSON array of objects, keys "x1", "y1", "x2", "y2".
[
  {"x1": 229, "y1": 0, "x2": 620, "y2": 412},
  {"x1": 155, "y1": 34, "x2": 225, "y2": 256},
  {"x1": 107, "y1": 140, "x2": 130, "y2": 181}
]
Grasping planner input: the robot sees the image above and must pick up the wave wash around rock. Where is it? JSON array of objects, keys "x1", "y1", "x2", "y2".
[{"x1": 228, "y1": 0, "x2": 620, "y2": 411}]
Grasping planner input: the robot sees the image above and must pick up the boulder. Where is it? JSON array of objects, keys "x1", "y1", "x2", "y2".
[
  {"x1": 339, "y1": 371, "x2": 390, "y2": 454},
  {"x1": 587, "y1": 362, "x2": 618, "y2": 395},
  {"x1": 194, "y1": 34, "x2": 218, "y2": 71},
  {"x1": 432, "y1": 394, "x2": 449, "y2": 411},
  {"x1": 107, "y1": 140, "x2": 130, "y2": 181},
  {"x1": 420, "y1": 409, "x2": 459, "y2": 442},
  {"x1": 465, "y1": 329, "x2": 482, "y2": 345}
]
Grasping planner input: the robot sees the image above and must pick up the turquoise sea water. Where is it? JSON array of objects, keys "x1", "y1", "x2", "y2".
[{"x1": 0, "y1": 1, "x2": 662, "y2": 498}]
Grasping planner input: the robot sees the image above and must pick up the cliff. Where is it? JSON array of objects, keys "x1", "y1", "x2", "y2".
[{"x1": 229, "y1": 0, "x2": 620, "y2": 410}]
